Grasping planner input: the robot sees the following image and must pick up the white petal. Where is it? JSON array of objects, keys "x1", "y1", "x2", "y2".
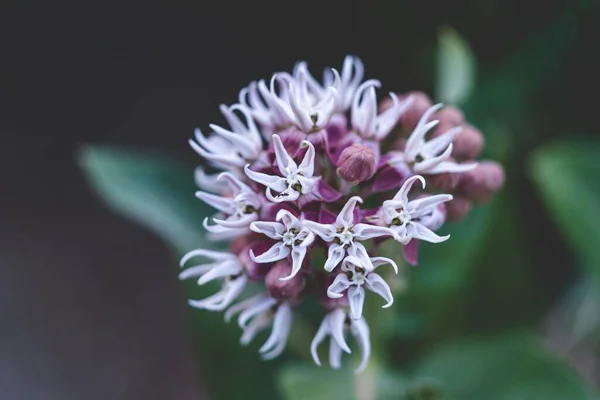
[
  {"x1": 370, "y1": 257, "x2": 398, "y2": 274},
  {"x1": 327, "y1": 273, "x2": 353, "y2": 298},
  {"x1": 272, "y1": 134, "x2": 298, "y2": 176},
  {"x1": 178, "y1": 264, "x2": 213, "y2": 280},
  {"x1": 250, "y1": 242, "x2": 290, "y2": 264},
  {"x1": 250, "y1": 220, "x2": 285, "y2": 239},
  {"x1": 325, "y1": 244, "x2": 346, "y2": 272},
  {"x1": 266, "y1": 186, "x2": 301, "y2": 203},
  {"x1": 238, "y1": 296, "x2": 277, "y2": 329},
  {"x1": 336, "y1": 196, "x2": 363, "y2": 227},
  {"x1": 347, "y1": 243, "x2": 374, "y2": 271},
  {"x1": 424, "y1": 160, "x2": 478, "y2": 174},
  {"x1": 329, "y1": 309, "x2": 352, "y2": 354},
  {"x1": 350, "y1": 317, "x2": 371, "y2": 374},
  {"x1": 244, "y1": 165, "x2": 287, "y2": 191},
  {"x1": 348, "y1": 286, "x2": 365, "y2": 320},
  {"x1": 195, "y1": 191, "x2": 236, "y2": 213},
  {"x1": 329, "y1": 339, "x2": 344, "y2": 369},
  {"x1": 197, "y1": 260, "x2": 242, "y2": 285},
  {"x1": 365, "y1": 273, "x2": 394, "y2": 308},
  {"x1": 424, "y1": 126, "x2": 461, "y2": 156},
  {"x1": 393, "y1": 175, "x2": 426, "y2": 203},
  {"x1": 407, "y1": 223, "x2": 450, "y2": 243},
  {"x1": 352, "y1": 223, "x2": 393, "y2": 240},
  {"x1": 304, "y1": 221, "x2": 336, "y2": 241},
  {"x1": 311, "y1": 314, "x2": 331, "y2": 367},
  {"x1": 260, "y1": 304, "x2": 292, "y2": 360},
  {"x1": 298, "y1": 140, "x2": 316, "y2": 177},
  {"x1": 408, "y1": 194, "x2": 453, "y2": 213},
  {"x1": 280, "y1": 246, "x2": 307, "y2": 282},
  {"x1": 180, "y1": 248, "x2": 233, "y2": 266}
]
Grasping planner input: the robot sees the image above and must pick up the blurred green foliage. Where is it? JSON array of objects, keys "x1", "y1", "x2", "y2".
[{"x1": 79, "y1": 6, "x2": 600, "y2": 399}]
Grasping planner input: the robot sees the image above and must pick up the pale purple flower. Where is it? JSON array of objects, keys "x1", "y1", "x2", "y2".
[
  {"x1": 327, "y1": 256, "x2": 398, "y2": 320},
  {"x1": 226, "y1": 294, "x2": 293, "y2": 360},
  {"x1": 310, "y1": 308, "x2": 371, "y2": 373},
  {"x1": 249, "y1": 209, "x2": 315, "y2": 281},
  {"x1": 351, "y1": 80, "x2": 413, "y2": 141},
  {"x1": 179, "y1": 249, "x2": 247, "y2": 311},
  {"x1": 245, "y1": 134, "x2": 317, "y2": 203},
  {"x1": 189, "y1": 104, "x2": 263, "y2": 169},
  {"x1": 381, "y1": 175, "x2": 453, "y2": 244},
  {"x1": 197, "y1": 172, "x2": 262, "y2": 239},
  {"x1": 389, "y1": 103, "x2": 477, "y2": 174},
  {"x1": 305, "y1": 196, "x2": 392, "y2": 271}
]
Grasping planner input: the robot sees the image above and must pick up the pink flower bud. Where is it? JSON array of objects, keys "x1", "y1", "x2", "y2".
[
  {"x1": 457, "y1": 161, "x2": 505, "y2": 204},
  {"x1": 266, "y1": 261, "x2": 306, "y2": 301},
  {"x1": 435, "y1": 106, "x2": 464, "y2": 127},
  {"x1": 336, "y1": 143, "x2": 377, "y2": 184},
  {"x1": 445, "y1": 196, "x2": 473, "y2": 221}
]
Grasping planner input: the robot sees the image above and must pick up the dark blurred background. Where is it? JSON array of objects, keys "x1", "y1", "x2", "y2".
[{"x1": 1, "y1": 1, "x2": 599, "y2": 399}]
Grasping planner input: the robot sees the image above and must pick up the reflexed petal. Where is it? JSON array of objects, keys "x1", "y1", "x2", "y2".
[
  {"x1": 329, "y1": 308, "x2": 352, "y2": 354},
  {"x1": 298, "y1": 140, "x2": 316, "y2": 177},
  {"x1": 311, "y1": 314, "x2": 330, "y2": 366},
  {"x1": 365, "y1": 273, "x2": 394, "y2": 308},
  {"x1": 393, "y1": 175, "x2": 426, "y2": 203},
  {"x1": 424, "y1": 160, "x2": 478, "y2": 174},
  {"x1": 195, "y1": 191, "x2": 235, "y2": 214},
  {"x1": 327, "y1": 273, "x2": 352, "y2": 298},
  {"x1": 238, "y1": 295, "x2": 277, "y2": 329},
  {"x1": 325, "y1": 243, "x2": 346, "y2": 272},
  {"x1": 250, "y1": 220, "x2": 285, "y2": 239},
  {"x1": 244, "y1": 165, "x2": 288, "y2": 191},
  {"x1": 336, "y1": 196, "x2": 363, "y2": 227},
  {"x1": 180, "y1": 248, "x2": 234, "y2": 266},
  {"x1": 304, "y1": 221, "x2": 336, "y2": 241},
  {"x1": 370, "y1": 256, "x2": 398, "y2": 274},
  {"x1": 281, "y1": 246, "x2": 307, "y2": 282},
  {"x1": 259, "y1": 304, "x2": 292, "y2": 360},
  {"x1": 266, "y1": 186, "x2": 301, "y2": 203},
  {"x1": 407, "y1": 222, "x2": 450, "y2": 243},
  {"x1": 353, "y1": 223, "x2": 393, "y2": 240},
  {"x1": 347, "y1": 243, "x2": 374, "y2": 271},
  {"x1": 250, "y1": 242, "x2": 290, "y2": 263},
  {"x1": 197, "y1": 260, "x2": 242, "y2": 285},
  {"x1": 329, "y1": 339, "x2": 344, "y2": 369},
  {"x1": 178, "y1": 264, "x2": 213, "y2": 280},
  {"x1": 348, "y1": 286, "x2": 365, "y2": 320},
  {"x1": 350, "y1": 317, "x2": 371, "y2": 374},
  {"x1": 408, "y1": 194, "x2": 453, "y2": 213},
  {"x1": 272, "y1": 134, "x2": 298, "y2": 176}
]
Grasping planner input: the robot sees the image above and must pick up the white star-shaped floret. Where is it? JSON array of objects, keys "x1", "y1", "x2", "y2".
[
  {"x1": 304, "y1": 196, "x2": 392, "y2": 272},
  {"x1": 382, "y1": 175, "x2": 453, "y2": 244},
  {"x1": 244, "y1": 134, "x2": 317, "y2": 203},
  {"x1": 327, "y1": 255, "x2": 398, "y2": 320},
  {"x1": 249, "y1": 210, "x2": 315, "y2": 281}
]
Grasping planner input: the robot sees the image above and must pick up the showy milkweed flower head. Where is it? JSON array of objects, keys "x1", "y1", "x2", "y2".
[{"x1": 179, "y1": 56, "x2": 504, "y2": 373}]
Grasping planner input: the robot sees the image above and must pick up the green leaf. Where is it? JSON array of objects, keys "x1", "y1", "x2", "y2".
[
  {"x1": 78, "y1": 145, "x2": 211, "y2": 255},
  {"x1": 277, "y1": 364, "x2": 409, "y2": 400},
  {"x1": 435, "y1": 26, "x2": 476, "y2": 105},
  {"x1": 415, "y1": 333, "x2": 595, "y2": 399},
  {"x1": 530, "y1": 140, "x2": 600, "y2": 287}
]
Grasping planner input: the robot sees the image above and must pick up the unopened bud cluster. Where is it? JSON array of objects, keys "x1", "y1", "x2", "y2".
[{"x1": 179, "y1": 56, "x2": 504, "y2": 372}]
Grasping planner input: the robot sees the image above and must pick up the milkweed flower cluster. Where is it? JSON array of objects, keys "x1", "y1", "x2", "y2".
[{"x1": 180, "y1": 56, "x2": 504, "y2": 372}]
